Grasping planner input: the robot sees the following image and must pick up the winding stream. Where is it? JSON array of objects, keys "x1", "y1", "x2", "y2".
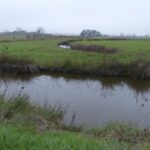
[{"x1": 0, "y1": 73, "x2": 150, "y2": 128}]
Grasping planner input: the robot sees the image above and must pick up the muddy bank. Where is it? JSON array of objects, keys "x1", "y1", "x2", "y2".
[{"x1": 0, "y1": 61, "x2": 150, "y2": 79}]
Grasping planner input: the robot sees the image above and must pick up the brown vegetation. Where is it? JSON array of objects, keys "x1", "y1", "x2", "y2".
[{"x1": 71, "y1": 44, "x2": 118, "y2": 53}]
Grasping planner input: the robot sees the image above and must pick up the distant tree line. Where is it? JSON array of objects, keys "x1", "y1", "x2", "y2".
[
  {"x1": 80, "y1": 29, "x2": 102, "y2": 38},
  {"x1": 0, "y1": 27, "x2": 53, "y2": 39}
]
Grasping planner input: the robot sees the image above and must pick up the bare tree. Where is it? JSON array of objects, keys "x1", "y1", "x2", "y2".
[{"x1": 36, "y1": 27, "x2": 45, "y2": 34}]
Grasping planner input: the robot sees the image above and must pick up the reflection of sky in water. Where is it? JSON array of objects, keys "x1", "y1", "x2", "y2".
[{"x1": 0, "y1": 75, "x2": 150, "y2": 128}]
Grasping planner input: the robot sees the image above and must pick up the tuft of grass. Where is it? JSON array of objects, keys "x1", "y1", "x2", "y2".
[{"x1": 0, "y1": 96, "x2": 66, "y2": 131}]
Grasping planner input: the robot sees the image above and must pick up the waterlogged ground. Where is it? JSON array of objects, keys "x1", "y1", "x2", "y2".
[{"x1": 0, "y1": 73, "x2": 150, "y2": 128}]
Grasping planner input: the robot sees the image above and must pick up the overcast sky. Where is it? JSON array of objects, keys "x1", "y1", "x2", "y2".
[{"x1": 0, "y1": 0, "x2": 150, "y2": 35}]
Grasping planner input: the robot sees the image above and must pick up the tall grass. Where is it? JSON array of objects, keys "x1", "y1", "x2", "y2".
[{"x1": 0, "y1": 95, "x2": 66, "y2": 131}]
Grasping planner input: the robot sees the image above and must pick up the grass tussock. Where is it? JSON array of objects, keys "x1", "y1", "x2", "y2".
[{"x1": 0, "y1": 95, "x2": 66, "y2": 131}]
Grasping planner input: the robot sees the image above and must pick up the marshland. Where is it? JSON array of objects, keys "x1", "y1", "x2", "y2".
[
  {"x1": 0, "y1": 36, "x2": 150, "y2": 149},
  {"x1": 1, "y1": 0, "x2": 150, "y2": 148}
]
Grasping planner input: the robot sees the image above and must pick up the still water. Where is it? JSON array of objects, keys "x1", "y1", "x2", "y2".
[
  {"x1": 0, "y1": 73, "x2": 150, "y2": 128},
  {"x1": 59, "y1": 45, "x2": 70, "y2": 49}
]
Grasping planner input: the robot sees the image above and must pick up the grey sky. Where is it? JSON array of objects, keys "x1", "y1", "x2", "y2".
[{"x1": 0, "y1": 0, "x2": 150, "y2": 35}]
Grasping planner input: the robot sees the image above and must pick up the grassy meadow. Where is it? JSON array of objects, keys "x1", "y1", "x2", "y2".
[
  {"x1": 0, "y1": 37, "x2": 150, "y2": 149},
  {"x1": 0, "y1": 38, "x2": 150, "y2": 69},
  {"x1": 72, "y1": 39, "x2": 150, "y2": 63}
]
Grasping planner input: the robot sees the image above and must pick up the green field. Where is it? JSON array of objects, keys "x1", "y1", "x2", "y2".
[
  {"x1": 0, "y1": 38, "x2": 150, "y2": 77},
  {"x1": 72, "y1": 39, "x2": 150, "y2": 62},
  {"x1": 0, "y1": 39, "x2": 150, "y2": 66}
]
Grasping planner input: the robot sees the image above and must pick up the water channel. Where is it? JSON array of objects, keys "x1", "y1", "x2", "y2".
[{"x1": 0, "y1": 73, "x2": 150, "y2": 128}]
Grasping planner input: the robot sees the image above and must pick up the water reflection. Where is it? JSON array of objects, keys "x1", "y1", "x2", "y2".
[
  {"x1": 59, "y1": 45, "x2": 70, "y2": 49},
  {"x1": 0, "y1": 73, "x2": 150, "y2": 128}
]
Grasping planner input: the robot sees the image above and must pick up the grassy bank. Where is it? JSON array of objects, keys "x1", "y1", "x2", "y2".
[
  {"x1": 0, "y1": 125, "x2": 135, "y2": 150},
  {"x1": 0, "y1": 96, "x2": 150, "y2": 149},
  {"x1": 0, "y1": 38, "x2": 150, "y2": 78}
]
